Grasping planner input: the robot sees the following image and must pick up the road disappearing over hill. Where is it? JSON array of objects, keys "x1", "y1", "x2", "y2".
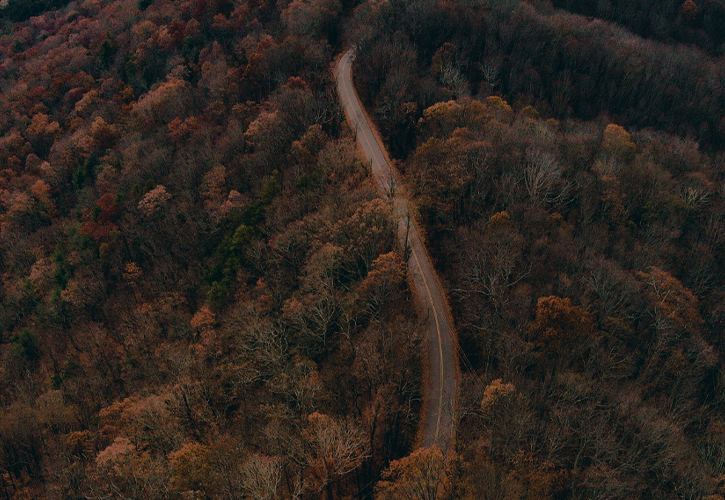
[{"x1": 335, "y1": 48, "x2": 458, "y2": 453}]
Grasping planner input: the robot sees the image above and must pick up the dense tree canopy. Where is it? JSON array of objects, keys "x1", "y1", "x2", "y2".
[
  {"x1": 3, "y1": 0, "x2": 725, "y2": 497},
  {"x1": 0, "y1": 0, "x2": 422, "y2": 498}
]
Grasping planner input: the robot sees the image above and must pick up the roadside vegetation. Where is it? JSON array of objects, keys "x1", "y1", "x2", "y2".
[
  {"x1": 3, "y1": 0, "x2": 725, "y2": 497},
  {"x1": 351, "y1": 0, "x2": 725, "y2": 496},
  {"x1": 0, "y1": 0, "x2": 422, "y2": 498}
]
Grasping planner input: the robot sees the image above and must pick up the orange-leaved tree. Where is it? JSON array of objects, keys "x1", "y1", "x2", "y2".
[
  {"x1": 356, "y1": 251, "x2": 406, "y2": 317},
  {"x1": 636, "y1": 266, "x2": 703, "y2": 335},
  {"x1": 375, "y1": 447, "x2": 459, "y2": 500},
  {"x1": 527, "y1": 296, "x2": 595, "y2": 354}
]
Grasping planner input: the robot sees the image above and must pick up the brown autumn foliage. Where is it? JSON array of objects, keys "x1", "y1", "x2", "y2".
[
  {"x1": 0, "y1": 1, "x2": 422, "y2": 498},
  {"x1": 375, "y1": 447, "x2": 460, "y2": 500},
  {"x1": 352, "y1": 0, "x2": 725, "y2": 152},
  {"x1": 348, "y1": 3, "x2": 725, "y2": 489},
  {"x1": 4, "y1": 0, "x2": 725, "y2": 497},
  {"x1": 527, "y1": 296, "x2": 595, "y2": 354},
  {"x1": 375, "y1": 91, "x2": 725, "y2": 497}
]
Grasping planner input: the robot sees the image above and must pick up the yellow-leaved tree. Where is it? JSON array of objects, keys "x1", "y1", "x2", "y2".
[{"x1": 601, "y1": 124, "x2": 636, "y2": 162}]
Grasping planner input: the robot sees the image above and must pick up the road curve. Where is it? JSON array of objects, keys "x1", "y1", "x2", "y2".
[{"x1": 335, "y1": 48, "x2": 458, "y2": 453}]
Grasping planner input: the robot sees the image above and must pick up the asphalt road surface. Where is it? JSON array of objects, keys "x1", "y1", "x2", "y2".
[{"x1": 336, "y1": 48, "x2": 458, "y2": 453}]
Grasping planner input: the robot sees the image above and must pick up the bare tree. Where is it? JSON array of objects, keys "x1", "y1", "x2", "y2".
[
  {"x1": 305, "y1": 412, "x2": 370, "y2": 499},
  {"x1": 479, "y1": 58, "x2": 501, "y2": 89},
  {"x1": 523, "y1": 149, "x2": 569, "y2": 206},
  {"x1": 454, "y1": 223, "x2": 529, "y2": 316},
  {"x1": 440, "y1": 63, "x2": 470, "y2": 98},
  {"x1": 241, "y1": 454, "x2": 284, "y2": 500}
]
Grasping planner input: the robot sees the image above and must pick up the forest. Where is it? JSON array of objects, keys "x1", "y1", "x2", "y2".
[
  {"x1": 0, "y1": 0, "x2": 421, "y2": 498},
  {"x1": 352, "y1": 0, "x2": 725, "y2": 497},
  {"x1": 1, "y1": 0, "x2": 725, "y2": 498}
]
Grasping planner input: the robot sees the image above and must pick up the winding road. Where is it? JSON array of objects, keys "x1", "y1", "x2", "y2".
[{"x1": 335, "y1": 48, "x2": 458, "y2": 453}]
